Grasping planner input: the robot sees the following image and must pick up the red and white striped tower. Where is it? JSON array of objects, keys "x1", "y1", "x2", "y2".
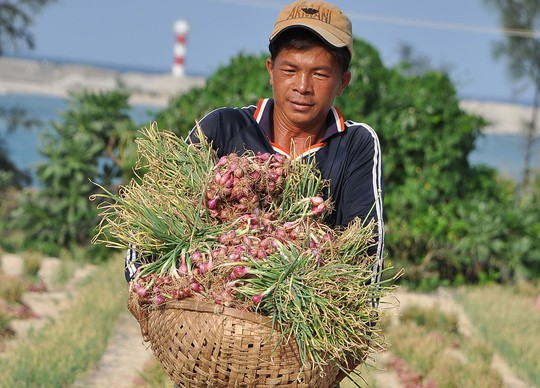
[{"x1": 172, "y1": 20, "x2": 189, "y2": 77}]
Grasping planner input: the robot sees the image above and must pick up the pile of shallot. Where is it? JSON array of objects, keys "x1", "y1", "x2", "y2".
[{"x1": 93, "y1": 122, "x2": 396, "y2": 373}]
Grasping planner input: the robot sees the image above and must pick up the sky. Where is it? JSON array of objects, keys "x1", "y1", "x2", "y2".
[{"x1": 8, "y1": 0, "x2": 538, "y2": 104}]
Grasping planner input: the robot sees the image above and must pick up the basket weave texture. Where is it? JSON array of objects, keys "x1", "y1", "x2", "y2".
[{"x1": 132, "y1": 298, "x2": 340, "y2": 387}]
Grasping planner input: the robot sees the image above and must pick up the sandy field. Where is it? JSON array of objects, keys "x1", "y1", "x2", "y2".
[
  {"x1": 460, "y1": 99, "x2": 535, "y2": 135},
  {"x1": 0, "y1": 57, "x2": 205, "y2": 107},
  {"x1": 0, "y1": 57, "x2": 535, "y2": 134}
]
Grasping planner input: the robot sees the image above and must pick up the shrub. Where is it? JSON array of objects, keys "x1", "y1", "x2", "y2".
[
  {"x1": 0, "y1": 273, "x2": 25, "y2": 304},
  {"x1": 388, "y1": 304, "x2": 504, "y2": 387},
  {"x1": 457, "y1": 285, "x2": 540, "y2": 385},
  {"x1": 12, "y1": 91, "x2": 138, "y2": 260}
]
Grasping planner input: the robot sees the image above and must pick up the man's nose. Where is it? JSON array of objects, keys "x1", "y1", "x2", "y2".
[{"x1": 294, "y1": 73, "x2": 313, "y2": 94}]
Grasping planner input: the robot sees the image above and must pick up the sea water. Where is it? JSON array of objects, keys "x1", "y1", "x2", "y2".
[
  {"x1": 0, "y1": 93, "x2": 158, "y2": 185},
  {"x1": 1, "y1": 92, "x2": 538, "y2": 186}
]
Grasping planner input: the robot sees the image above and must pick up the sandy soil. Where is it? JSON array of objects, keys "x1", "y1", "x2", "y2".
[
  {"x1": 0, "y1": 57, "x2": 205, "y2": 107},
  {"x1": 73, "y1": 312, "x2": 154, "y2": 388},
  {"x1": 1, "y1": 253, "x2": 97, "y2": 341}
]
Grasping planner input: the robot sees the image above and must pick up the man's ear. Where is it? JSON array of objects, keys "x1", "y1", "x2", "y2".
[
  {"x1": 266, "y1": 58, "x2": 274, "y2": 86},
  {"x1": 337, "y1": 71, "x2": 352, "y2": 96}
]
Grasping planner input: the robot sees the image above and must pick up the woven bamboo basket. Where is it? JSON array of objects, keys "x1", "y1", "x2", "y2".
[{"x1": 129, "y1": 297, "x2": 341, "y2": 388}]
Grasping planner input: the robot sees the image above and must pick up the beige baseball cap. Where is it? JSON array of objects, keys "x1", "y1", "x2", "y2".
[{"x1": 270, "y1": 0, "x2": 353, "y2": 55}]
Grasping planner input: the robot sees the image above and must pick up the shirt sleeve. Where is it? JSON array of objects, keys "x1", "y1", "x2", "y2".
[
  {"x1": 124, "y1": 244, "x2": 141, "y2": 282},
  {"x1": 335, "y1": 124, "x2": 385, "y2": 307}
]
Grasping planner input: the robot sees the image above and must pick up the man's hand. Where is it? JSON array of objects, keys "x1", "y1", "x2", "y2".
[{"x1": 127, "y1": 288, "x2": 150, "y2": 340}]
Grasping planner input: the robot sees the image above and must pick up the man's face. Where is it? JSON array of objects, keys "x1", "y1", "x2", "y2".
[{"x1": 266, "y1": 45, "x2": 351, "y2": 130}]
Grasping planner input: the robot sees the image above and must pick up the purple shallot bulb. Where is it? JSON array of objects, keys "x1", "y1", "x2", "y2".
[
  {"x1": 234, "y1": 168, "x2": 244, "y2": 178},
  {"x1": 198, "y1": 262, "x2": 209, "y2": 274},
  {"x1": 134, "y1": 284, "x2": 147, "y2": 298},
  {"x1": 257, "y1": 249, "x2": 267, "y2": 260},
  {"x1": 171, "y1": 289, "x2": 182, "y2": 299},
  {"x1": 283, "y1": 221, "x2": 296, "y2": 229},
  {"x1": 217, "y1": 155, "x2": 228, "y2": 166},
  {"x1": 257, "y1": 152, "x2": 270, "y2": 161},
  {"x1": 207, "y1": 197, "x2": 218, "y2": 210},
  {"x1": 214, "y1": 171, "x2": 222, "y2": 184},
  {"x1": 190, "y1": 282, "x2": 203, "y2": 293},
  {"x1": 310, "y1": 196, "x2": 325, "y2": 206},
  {"x1": 155, "y1": 293, "x2": 165, "y2": 305},
  {"x1": 312, "y1": 203, "x2": 327, "y2": 215},
  {"x1": 242, "y1": 235, "x2": 252, "y2": 246},
  {"x1": 177, "y1": 255, "x2": 188, "y2": 275},
  {"x1": 322, "y1": 233, "x2": 333, "y2": 242},
  {"x1": 191, "y1": 250, "x2": 202, "y2": 263},
  {"x1": 219, "y1": 170, "x2": 232, "y2": 185},
  {"x1": 233, "y1": 266, "x2": 247, "y2": 278},
  {"x1": 273, "y1": 153, "x2": 286, "y2": 163}
]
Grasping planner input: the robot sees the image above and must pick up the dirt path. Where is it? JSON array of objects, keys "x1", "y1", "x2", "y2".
[
  {"x1": 73, "y1": 311, "x2": 154, "y2": 388},
  {"x1": 0, "y1": 253, "x2": 154, "y2": 387},
  {"x1": 394, "y1": 288, "x2": 531, "y2": 388},
  {"x1": 1, "y1": 253, "x2": 96, "y2": 346}
]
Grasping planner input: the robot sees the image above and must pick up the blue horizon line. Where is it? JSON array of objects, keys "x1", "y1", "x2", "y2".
[
  {"x1": 3, "y1": 53, "x2": 209, "y2": 78},
  {"x1": 3, "y1": 53, "x2": 537, "y2": 107}
]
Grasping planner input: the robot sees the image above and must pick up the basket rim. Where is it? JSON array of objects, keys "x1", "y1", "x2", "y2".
[{"x1": 149, "y1": 299, "x2": 273, "y2": 326}]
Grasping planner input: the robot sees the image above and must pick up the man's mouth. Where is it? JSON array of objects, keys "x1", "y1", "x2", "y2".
[{"x1": 289, "y1": 100, "x2": 313, "y2": 110}]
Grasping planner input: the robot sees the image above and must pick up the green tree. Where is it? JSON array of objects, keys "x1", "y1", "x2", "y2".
[
  {"x1": 15, "y1": 37, "x2": 538, "y2": 284},
  {"x1": 13, "y1": 91, "x2": 138, "y2": 257},
  {"x1": 0, "y1": 106, "x2": 38, "y2": 187},
  {"x1": 0, "y1": 0, "x2": 57, "y2": 187},
  {"x1": 341, "y1": 41, "x2": 513, "y2": 286},
  {"x1": 483, "y1": 0, "x2": 540, "y2": 192},
  {"x1": 0, "y1": 0, "x2": 57, "y2": 54}
]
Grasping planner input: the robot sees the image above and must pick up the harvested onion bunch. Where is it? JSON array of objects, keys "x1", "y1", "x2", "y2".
[{"x1": 93, "y1": 122, "x2": 395, "y2": 374}]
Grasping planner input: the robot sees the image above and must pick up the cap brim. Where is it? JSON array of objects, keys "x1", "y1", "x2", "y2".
[{"x1": 270, "y1": 20, "x2": 352, "y2": 53}]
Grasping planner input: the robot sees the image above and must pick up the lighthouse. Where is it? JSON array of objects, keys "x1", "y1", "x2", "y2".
[{"x1": 172, "y1": 20, "x2": 189, "y2": 77}]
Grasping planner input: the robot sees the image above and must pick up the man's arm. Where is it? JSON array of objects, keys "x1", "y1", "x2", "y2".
[
  {"x1": 125, "y1": 245, "x2": 140, "y2": 282},
  {"x1": 337, "y1": 123, "x2": 385, "y2": 306}
]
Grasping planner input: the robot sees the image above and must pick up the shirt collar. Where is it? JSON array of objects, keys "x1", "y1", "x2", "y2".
[{"x1": 253, "y1": 98, "x2": 345, "y2": 142}]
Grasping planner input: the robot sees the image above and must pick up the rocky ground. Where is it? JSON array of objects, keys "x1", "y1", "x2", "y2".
[
  {"x1": 0, "y1": 253, "x2": 533, "y2": 388},
  {"x1": 0, "y1": 57, "x2": 205, "y2": 107}
]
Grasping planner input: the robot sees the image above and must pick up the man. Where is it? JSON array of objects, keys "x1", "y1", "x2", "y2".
[
  {"x1": 191, "y1": 0, "x2": 383, "y2": 234},
  {"x1": 193, "y1": 0, "x2": 384, "y2": 285},
  {"x1": 126, "y1": 0, "x2": 384, "y2": 384}
]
